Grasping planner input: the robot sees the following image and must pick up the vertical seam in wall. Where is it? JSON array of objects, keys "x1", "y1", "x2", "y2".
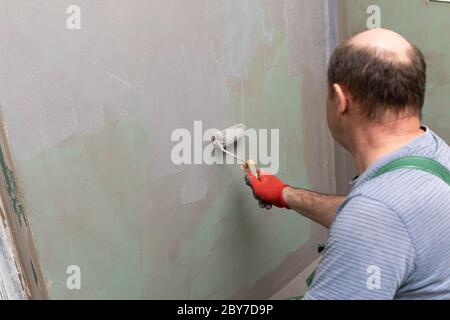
[
  {"x1": 324, "y1": 0, "x2": 341, "y2": 194},
  {"x1": 324, "y1": 0, "x2": 340, "y2": 61},
  {"x1": 325, "y1": 0, "x2": 357, "y2": 195}
]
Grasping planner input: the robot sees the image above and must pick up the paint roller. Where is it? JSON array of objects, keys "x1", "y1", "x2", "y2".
[
  {"x1": 212, "y1": 123, "x2": 259, "y2": 179},
  {"x1": 213, "y1": 124, "x2": 273, "y2": 210}
]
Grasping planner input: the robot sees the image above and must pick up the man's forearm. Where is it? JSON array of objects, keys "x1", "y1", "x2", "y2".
[{"x1": 283, "y1": 187, "x2": 345, "y2": 229}]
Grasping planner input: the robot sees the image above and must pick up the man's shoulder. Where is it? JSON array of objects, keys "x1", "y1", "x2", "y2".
[
  {"x1": 424, "y1": 128, "x2": 450, "y2": 167},
  {"x1": 341, "y1": 165, "x2": 450, "y2": 258},
  {"x1": 350, "y1": 128, "x2": 450, "y2": 215},
  {"x1": 360, "y1": 155, "x2": 448, "y2": 196},
  {"x1": 350, "y1": 167, "x2": 449, "y2": 221}
]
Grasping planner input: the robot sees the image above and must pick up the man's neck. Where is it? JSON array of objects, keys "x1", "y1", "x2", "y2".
[{"x1": 350, "y1": 117, "x2": 425, "y2": 174}]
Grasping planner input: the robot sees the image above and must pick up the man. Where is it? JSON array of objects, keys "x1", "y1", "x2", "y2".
[{"x1": 244, "y1": 28, "x2": 450, "y2": 300}]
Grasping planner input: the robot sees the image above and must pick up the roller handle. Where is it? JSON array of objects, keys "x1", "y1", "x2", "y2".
[
  {"x1": 242, "y1": 160, "x2": 272, "y2": 210},
  {"x1": 244, "y1": 160, "x2": 259, "y2": 180}
]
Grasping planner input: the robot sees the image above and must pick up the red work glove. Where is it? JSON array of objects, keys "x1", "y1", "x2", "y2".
[{"x1": 245, "y1": 172, "x2": 289, "y2": 209}]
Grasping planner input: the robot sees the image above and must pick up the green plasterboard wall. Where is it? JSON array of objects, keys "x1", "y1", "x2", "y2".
[{"x1": 0, "y1": 0, "x2": 335, "y2": 299}]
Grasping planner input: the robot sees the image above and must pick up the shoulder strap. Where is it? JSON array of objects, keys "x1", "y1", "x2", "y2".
[{"x1": 371, "y1": 156, "x2": 450, "y2": 185}]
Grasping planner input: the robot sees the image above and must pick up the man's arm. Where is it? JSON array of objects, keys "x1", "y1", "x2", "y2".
[
  {"x1": 283, "y1": 187, "x2": 345, "y2": 229},
  {"x1": 245, "y1": 172, "x2": 345, "y2": 229}
]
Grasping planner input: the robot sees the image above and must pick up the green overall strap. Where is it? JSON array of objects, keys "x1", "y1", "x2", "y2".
[{"x1": 372, "y1": 156, "x2": 450, "y2": 185}]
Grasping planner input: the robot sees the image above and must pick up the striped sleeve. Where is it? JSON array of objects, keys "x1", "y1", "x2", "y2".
[{"x1": 304, "y1": 195, "x2": 416, "y2": 300}]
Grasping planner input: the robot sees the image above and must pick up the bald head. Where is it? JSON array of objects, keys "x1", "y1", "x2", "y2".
[
  {"x1": 348, "y1": 28, "x2": 413, "y2": 64},
  {"x1": 327, "y1": 28, "x2": 426, "y2": 120}
]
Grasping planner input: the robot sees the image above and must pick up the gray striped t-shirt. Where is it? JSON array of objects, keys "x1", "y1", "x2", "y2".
[{"x1": 304, "y1": 127, "x2": 450, "y2": 300}]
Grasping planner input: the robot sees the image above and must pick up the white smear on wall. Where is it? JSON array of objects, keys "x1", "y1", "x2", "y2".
[
  {"x1": 283, "y1": 0, "x2": 329, "y2": 76},
  {"x1": 180, "y1": 166, "x2": 209, "y2": 205},
  {"x1": 214, "y1": 0, "x2": 269, "y2": 79},
  {"x1": 0, "y1": 0, "x2": 290, "y2": 180},
  {"x1": 0, "y1": 0, "x2": 239, "y2": 168}
]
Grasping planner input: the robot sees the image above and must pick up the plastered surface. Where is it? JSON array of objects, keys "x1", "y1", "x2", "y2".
[{"x1": 0, "y1": 0, "x2": 335, "y2": 299}]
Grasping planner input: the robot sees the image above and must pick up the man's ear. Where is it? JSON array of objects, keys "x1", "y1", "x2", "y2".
[{"x1": 332, "y1": 84, "x2": 349, "y2": 117}]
